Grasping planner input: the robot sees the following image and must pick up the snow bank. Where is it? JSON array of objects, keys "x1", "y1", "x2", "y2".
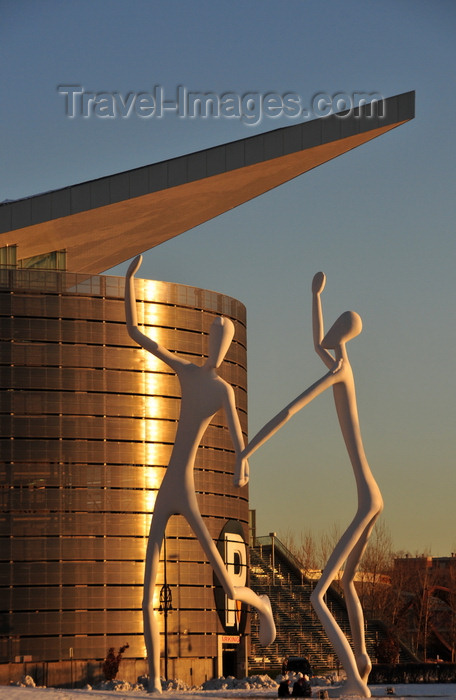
[
  {"x1": 95, "y1": 680, "x2": 145, "y2": 692},
  {"x1": 6, "y1": 676, "x2": 456, "y2": 700},
  {"x1": 10, "y1": 677, "x2": 36, "y2": 689},
  {"x1": 201, "y1": 674, "x2": 277, "y2": 691}
]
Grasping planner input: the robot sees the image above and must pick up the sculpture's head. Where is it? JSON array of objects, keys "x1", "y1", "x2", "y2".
[
  {"x1": 208, "y1": 316, "x2": 235, "y2": 368},
  {"x1": 321, "y1": 310, "x2": 362, "y2": 349}
]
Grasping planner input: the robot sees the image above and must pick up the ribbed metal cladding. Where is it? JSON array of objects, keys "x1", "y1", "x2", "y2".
[{"x1": 0, "y1": 268, "x2": 248, "y2": 664}]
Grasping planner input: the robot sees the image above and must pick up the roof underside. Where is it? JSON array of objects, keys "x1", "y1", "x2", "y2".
[{"x1": 0, "y1": 91, "x2": 414, "y2": 274}]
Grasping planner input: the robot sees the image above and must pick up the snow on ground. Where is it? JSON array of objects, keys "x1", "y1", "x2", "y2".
[{"x1": 3, "y1": 676, "x2": 456, "y2": 700}]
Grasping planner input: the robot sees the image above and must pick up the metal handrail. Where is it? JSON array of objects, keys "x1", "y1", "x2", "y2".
[{"x1": 254, "y1": 534, "x2": 309, "y2": 582}]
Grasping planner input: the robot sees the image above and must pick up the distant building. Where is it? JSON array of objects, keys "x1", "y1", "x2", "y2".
[
  {"x1": 393, "y1": 555, "x2": 456, "y2": 661},
  {"x1": 394, "y1": 554, "x2": 456, "y2": 588}
]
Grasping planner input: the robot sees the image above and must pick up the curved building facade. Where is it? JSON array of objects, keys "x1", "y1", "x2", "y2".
[{"x1": 0, "y1": 268, "x2": 249, "y2": 684}]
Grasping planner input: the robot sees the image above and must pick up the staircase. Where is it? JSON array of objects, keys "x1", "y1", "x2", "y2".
[{"x1": 248, "y1": 536, "x2": 385, "y2": 671}]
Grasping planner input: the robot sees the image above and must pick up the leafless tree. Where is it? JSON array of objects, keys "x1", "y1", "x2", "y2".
[
  {"x1": 280, "y1": 527, "x2": 319, "y2": 573},
  {"x1": 318, "y1": 522, "x2": 342, "y2": 570},
  {"x1": 358, "y1": 520, "x2": 394, "y2": 619}
]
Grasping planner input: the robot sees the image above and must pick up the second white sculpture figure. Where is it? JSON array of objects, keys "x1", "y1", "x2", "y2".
[
  {"x1": 238, "y1": 272, "x2": 383, "y2": 698},
  {"x1": 125, "y1": 256, "x2": 275, "y2": 694}
]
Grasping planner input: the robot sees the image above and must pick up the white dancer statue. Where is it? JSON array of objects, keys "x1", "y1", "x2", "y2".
[
  {"x1": 125, "y1": 255, "x2": 275, "y2": 693},
  {"x1": 237, "y1": 272, "x2": 383, "y2": 698}
]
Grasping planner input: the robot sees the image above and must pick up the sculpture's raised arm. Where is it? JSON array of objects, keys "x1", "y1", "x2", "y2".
[
  {"x1": 125, "y1": 255, "x2": 188, "y2": 373},
  {"x1": 312, "y1": 271, "x2": 336, "y2": 370},
  {"x1": 238, "y1": 369, "x2": 337, "y2": 465},
  {"x1": 236, "y1": 271, "x2": 342, "y2": 467}
]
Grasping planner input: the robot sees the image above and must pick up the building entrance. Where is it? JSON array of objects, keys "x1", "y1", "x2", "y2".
[
  {"x1": 217, "y1": 635, "x2": 241, "y2": 678},
  {"x1": 222, "y1": 646, "x2": 237, "y2": 677}
]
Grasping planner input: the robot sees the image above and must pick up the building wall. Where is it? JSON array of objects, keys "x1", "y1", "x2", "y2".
[{"x1": 0, "y1": 268, "x2": 249, "y2": 682}]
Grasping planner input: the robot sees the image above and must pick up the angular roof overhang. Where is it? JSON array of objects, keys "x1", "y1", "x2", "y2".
[{"x1": 0, "y1": 91, "x2": 414, "y2": 274}]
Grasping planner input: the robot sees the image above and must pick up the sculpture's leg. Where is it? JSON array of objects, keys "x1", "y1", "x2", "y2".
[
  {"x1": 185, "y1": 507, "x2": 276, "y2": 646},
  {"x1": 342, "y1": 513, "x2": 380, "y2": 682},
  {"x1": 143, "y1": 509, "x2": 168, "y2": 694},
  {"x1": 310, "y1": 515, "x2": 373, "y2": 698}
]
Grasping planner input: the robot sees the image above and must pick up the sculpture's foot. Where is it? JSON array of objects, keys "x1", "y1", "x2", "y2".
[
  {"x1": 147, "y1": 679, "x2": 162, "y2": 694},
  {"x1": 340, "y1": 678, "x2": 370, "y2": 698},
  {"x1": 258, "y1": 594, "x2": 276, "y2": 646},
  {"x1": 356, "y1": 652, "x2": 372, "y2": 682}
]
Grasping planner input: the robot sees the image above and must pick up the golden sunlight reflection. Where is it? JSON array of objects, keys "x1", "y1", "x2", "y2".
[
  {"x1": 136, "y1": 285, "x2": 173, "y2": 624},
  {"x1": 142, "y1": 342, "x2": 162, "y2": 373},
  {"x1": 145, "y1": 418, "x2": 163, "y2": 442},
  {"x1": 142, "y1": 303, "x2": 164, "y2": 326},
  {"x1": 145, "y1": 447, "x2": 163, "y2": 486},
  {"x1": 144, "y1": 444, "x2": 164, "y2": 516},
  {"x1": 144, "y1": 372, "x2": 162, "y2": 397},
  {"x1": 143, "y1": 394, "x2": 161, "y2": 419},
  {"x1": 144, "y1": 489, "x2": 157, "y2": 514},
  {"x1": 138, "y1": 291, "x2": 168, "y2": 373}
]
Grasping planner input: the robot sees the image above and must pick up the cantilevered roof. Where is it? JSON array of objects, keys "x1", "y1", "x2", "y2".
[{"x1": 0, "y1": 91, "x2": 414, "y2": 274}]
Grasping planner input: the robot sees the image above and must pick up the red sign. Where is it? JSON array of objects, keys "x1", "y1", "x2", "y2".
[{"x1": 221, "y1": 635, "x2": 240, "y2": 644}]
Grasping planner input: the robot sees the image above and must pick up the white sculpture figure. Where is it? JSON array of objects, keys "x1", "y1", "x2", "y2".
[
  {"x1": 237, "y1": 272, "x2": 383, "y2": 698},
  {"x1": 125, "y1": 255, "x2": 275, "y2": 694}
]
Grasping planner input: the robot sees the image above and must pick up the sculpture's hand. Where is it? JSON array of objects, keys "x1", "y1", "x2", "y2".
[
  {"x1": 312, "y1": 271, "x2": 326, "y2": 295},
  {"x1": 331, "y1": 358, "x2": 344, "y2": 374},
  {"x1": 127, "y1": 254, "x2": 143, "y2": 279},
  {"x1": 234, "y1": 456, "x2": 249, "y2": 487}
]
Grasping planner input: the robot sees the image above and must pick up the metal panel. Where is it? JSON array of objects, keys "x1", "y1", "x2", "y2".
[
  {"x1": 129, "y1": 167, "x2": 150, "y2": 198},
  {"x1": 89, "y1": 178, "x2": 111, "y2": 207},
  {"x1": 263, "y1": 129, "x2": 283, "y2": 160},
  {"x1": 148, "y1": 162, "x2": 168, "y2": 192},
  {"x1": 31, "y1": 194, "x2": 52, "y2": 225},
  {"x1": 206, "y1": 145, "x2": 226, "y2": 176},
  {"x1": 168, "y1": 157, "x2": 188, "y2": 187},
  {"x1": 244, "y1": 134, "x2": 264, "y2": 166},
  {"x1": 283, "y1": 123, "x2": 303, "y2": 155},
  {"x1": 0, "y1": 274, "x2": 249, "y2": 665},
  {"x1": 187, "y1": 152, "x2": 207, "y2": 181},
  {"x1": 225, "y1": 141, "x2": 244, "y2": 171},
  {"x1": 11, "y1": 200, "x2": 32, "y2": 230},
  {"x1": 301, "y1": 118, "x2": 321, "y2": 148},
  {"x1": 70, "y1": 183, "x2": 91, "y2": 214},
  {"x1": 50, "y1": 188, "x2": 71, "y2": 219},
  {"x1": 0, "y1": 201, "x2": 12, "y2": 233},
  {"x1": 321, "y1": 114, "x2": 342, "y2": 144},
  {"x1": 109, "y1": 173, "x2": 130, "y2": 204}
]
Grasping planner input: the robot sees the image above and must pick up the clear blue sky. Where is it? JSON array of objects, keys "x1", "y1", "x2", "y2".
[{"x1": 2, "y1": 0, "x2": 455, "y2": 556}]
